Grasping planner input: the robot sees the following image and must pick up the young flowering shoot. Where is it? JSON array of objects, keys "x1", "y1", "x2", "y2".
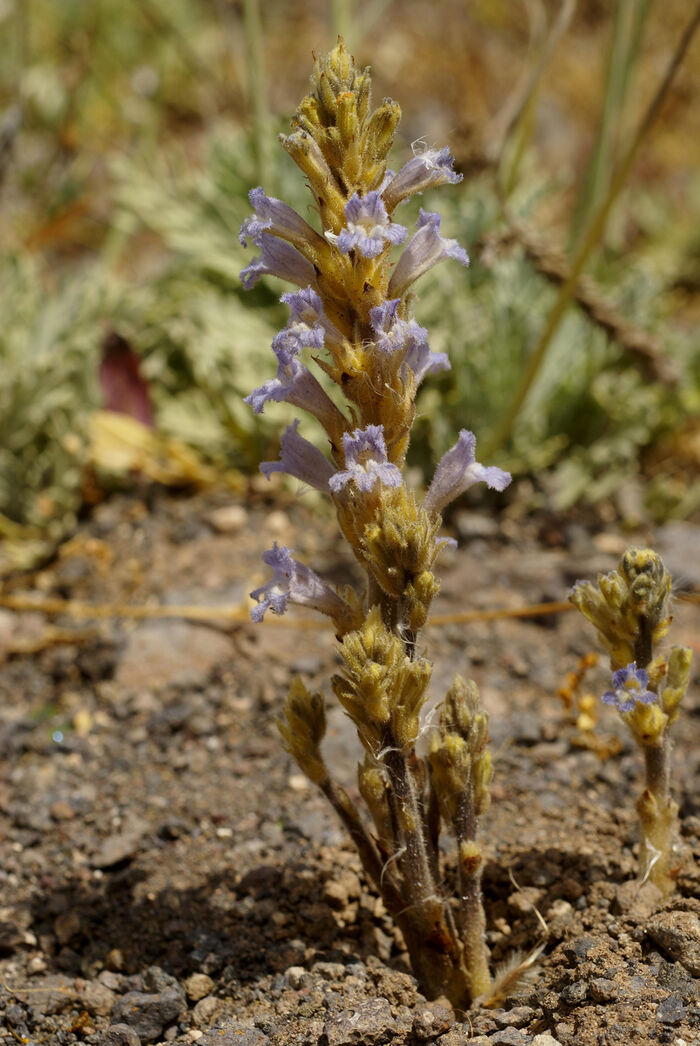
[
  {"x1": 332, "y1": 605, "x2": 432, "y2": 753},
  {"x1": 383, "y1": 145, "x2": 463, "y2": 212},
  {"x1": 260, "y1": 419, "x2": 335, "y2": 492},
  {"x1": 326, "y1": 191, "x2": 407, "y2": 258},
  {"x1": 428, "y1": 675, "x2": 493, "y2": 999},
  {"x1": 278, "y1": 677, "x2": 328, "y2": 785},
  {"x1": 329, "y1": 425, "x2": 402, "y2": 494},
  {"x1": 250, "y1": 542, "x2": 351, "y2": 626},
  {"x1": 571, "y1": 546, "x2": 692, "y2": 897},
  {"x1": 370, "y1": 300, "x2": 450, "y2": 383},
  {"x1": 389, "y1": 209, "x2": 469, "y2": 297},
  {"x1": 569, "y1": 548, "x2": 672, "y2": 671},
  {"x1": 240, "y1": 233, "x2": 319, "y2": 291},
  {"x1": 424, "y1": 430, "x2": 511, "y2": 516},
  {"x1": 601, "y1": 664, "x2": 656, "y2": 712},
  {"x1": 661, "y1": 645, "x2": 693, "y2": 725},
  {"x1": 240, "y1": 187, "x2": 326, "y2": 255}
]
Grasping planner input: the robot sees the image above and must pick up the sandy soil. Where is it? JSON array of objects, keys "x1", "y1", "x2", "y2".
[{"x1": 0, "y1": 488, "x2": 698, "y2": 1046}]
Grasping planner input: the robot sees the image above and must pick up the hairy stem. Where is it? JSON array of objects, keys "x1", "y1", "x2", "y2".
[
  {"x1": 320, "y1": 776, "x2": 402, "y2": 907},
  {"x1": 382, "y1": 744, "x2": 470, "y2": 1003},
  {"x1": 454, "y1": 793, "x2": 492, "y2": 998},
  {"x1": 638, "y1": 738, "x2": 677, "y2": 895},
  {"x1": 633, "y1": 613, "x2": 653, "y2": 671}
]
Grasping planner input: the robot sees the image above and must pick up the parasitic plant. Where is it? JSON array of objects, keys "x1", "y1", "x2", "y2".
[
  {"x1": 570, "y1": 548, "x2": 692, "y2": 895},
  {"x1": 240, "y1": 40, "x2": 511, "y2": 1007}
]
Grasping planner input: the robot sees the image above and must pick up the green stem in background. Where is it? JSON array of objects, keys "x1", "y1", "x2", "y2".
[
  {"x1": 14, "y1": 0, "x2": 29, "y2": 89},
  {"x1": 330, "y1": 0, "x2": 353, "y2": 51},
  {"x1": 497, "y1": 0, "x2": 576, "y2": 196},
  {"x1": 331, "y1": 0, "x2": 395, "y2": 57},
  {"x1": 570, "y1": 0, "x2": 653, "y2": 250},
  {"x1": 484, "y1": 0, "x2": 700, "y2": 460},
  {"x1": 243, "y1": 0, "x2": 273, "y2": 192}
]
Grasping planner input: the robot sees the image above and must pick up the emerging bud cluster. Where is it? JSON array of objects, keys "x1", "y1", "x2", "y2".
[{"x1": 570, "y1": 549, "x2": 692, "y2": 895}]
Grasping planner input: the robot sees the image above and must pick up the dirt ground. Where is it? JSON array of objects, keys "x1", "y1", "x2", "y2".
[{"x1": 0, "y1": 487, "x2": 698, "y2": 1046}]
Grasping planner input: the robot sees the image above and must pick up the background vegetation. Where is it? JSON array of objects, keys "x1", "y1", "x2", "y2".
[{"x1": 1, "y1": 0, "x2": 699, "y2": 569}]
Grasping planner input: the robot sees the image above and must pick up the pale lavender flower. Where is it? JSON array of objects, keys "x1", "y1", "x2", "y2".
[
  {"x1": 382, "y1": 146, "x2": 462, "y2": 211},
  {"x1": 602, "y1": 664, "x2": 656, "y2": 713},
  {"x1": 327, "y1": 192, "x2": 407, "y2": 258},
  {"x1": 424, "y1": 430, "x2": 511, "y2": 515},
  {"x1": 260, "y1": 419, "x2": 335, "y2": 491},
  {"x1": 329, "y1": 425, "x2": 402, "y2": 494},
  {"x1": 250, "y1": 542, "x2": 351, "y2": 622},
  {"x1": 282, "y1": 286, "x2": 325, "y2": 324},
  {"x1": 370, "y1": 299, "x2": 450, "y2": 383},
  {"x1": 272, "y1": 321, "x2": 325, "y2": 360},
  {"x1": 389, "y1": 209, "x2": 469, "y2": 297},
  {"x1": 239, "y1": 187, "x2": 325, "y2": 253},
  {"x1": 245, "y1": 326, "x2": 345, "y2": 433},
  {"x1": 240, "y1": 235, "x2": 319, "y2": 291},
  {"x1": 280, "y1": 287, "x2": 348, "y2": 355}
]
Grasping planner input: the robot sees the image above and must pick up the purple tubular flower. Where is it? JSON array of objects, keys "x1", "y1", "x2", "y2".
[
  {"x1": 424, "y1": 430, "x2": 511, "y2": 515},
  {"x1": 239, "y1": 187, "x2": 324, "y2": 252},
  {"x1": 280, "y1": 287, "x2": 347, "y2": 354},
  {"x1": 240, "y1": 235, "x2": 319, "y2": 291},
  {"x1": 245, "y1": 325, "x2": 346, "y2": 433},
  {"x1": 388, "y1": 209, "x2": 469, "y2": 297},
  {"x1": 382, "y1": 146, "x2": 462, "y2": 210},
  {"x1": 370, "y1": 299, "x2": 450, "y2": 384},
  {"x1": 260, "y1": 419, "x2": 335, "y2": 491},
  {"x1": 602, "y1": 664, "x2": 657, "y2": 713},
  {"x1": 250, "y1": 542, "x2": 350, "y2": 622},
  {"x1": 327, "y1": 192, "x2": 407, "y2": 259},
  {"x1": 329, "y1": 425, "x2": 402, "y2": 494},
  {"x1": 282, "y1": 286, "x2": 325, "y2": 324}
]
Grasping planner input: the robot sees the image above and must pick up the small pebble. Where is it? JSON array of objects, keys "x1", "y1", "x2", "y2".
[
  {"x1": 494, "y1": 1007, "x2": 535, "y2": 1029},
  {"x1": 412, "y1": 1000, "x2": 453, "y2": 1040},
  {"x1": 560, "y1": 980, "x2": 588, "y2": 1005},
  {"x1": 185, "y1": 973, "x2": 215, "y2": 1001},
  {"x1": 206, "y1": 505, "x2": 248, "y2": 534},
  {"x1": 489, "y1": 1029, "x2": 530, "y2": 1046},
  {"x1": 284, "y1": 966, "x2": 307, "y2": 990},
  {"x1": 192, "y1": 995, "x2": 220, "y2": 1026},
  {"x1": 656, "y1": 994, "x2": 686, "y2": 1025},
  {"x1": 98, "y1": 1025, "x2": 140, "y2": 1046}
]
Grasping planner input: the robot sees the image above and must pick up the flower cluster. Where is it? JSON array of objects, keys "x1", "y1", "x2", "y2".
[
  {"x1": 240, "y1": 65, "x2": 509, "y2": 623},
  {"x1": 239, "y1": 40, "x2": 512, "y2": 1008}
]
